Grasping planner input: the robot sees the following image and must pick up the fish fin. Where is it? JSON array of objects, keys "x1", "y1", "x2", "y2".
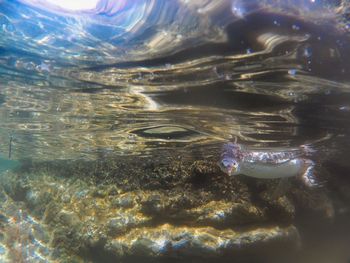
[
  {"x1": 272, "y1": 178, "x2": 290, "y2": 199},
  {"x1": 299, "y1": 159, "x2": 323, "y2": 187},
  {"x1": 300, "y1": 144, "x2": 316, "y2": 156}
]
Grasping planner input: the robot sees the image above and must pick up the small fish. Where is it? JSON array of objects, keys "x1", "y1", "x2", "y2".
[{"x1": 218, "y1": 142, "x2": 317, "y2": 187}]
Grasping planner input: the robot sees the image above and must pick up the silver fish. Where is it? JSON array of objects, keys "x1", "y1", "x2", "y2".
[{"x1": 218, "y1": 142, "x2": 317, "y2": 187}]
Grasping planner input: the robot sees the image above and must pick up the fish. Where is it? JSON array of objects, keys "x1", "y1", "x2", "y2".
[{"x1": 218, "y1": 142, "x2": 317, "y2": 187}]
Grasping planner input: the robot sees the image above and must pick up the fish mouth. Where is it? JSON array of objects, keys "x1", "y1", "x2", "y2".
[
  {"x1": 227, "y1": 167, "x2": 237, "y2": 176},
  {"x1": 221, "y1": 165, "x2": 236, "y2": 176},
  {"x1": 217, "y1": 161, "x2": 237, "y2": 176}
]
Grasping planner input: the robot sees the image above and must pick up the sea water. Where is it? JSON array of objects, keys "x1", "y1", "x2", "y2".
[{"x1": 0, "y1": 0, "x2": 350, "y2": 262}]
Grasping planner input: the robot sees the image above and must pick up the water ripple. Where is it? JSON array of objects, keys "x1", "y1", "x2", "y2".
[{"x1": 0, "y1": 0, "x2": 349, "y2": 160}]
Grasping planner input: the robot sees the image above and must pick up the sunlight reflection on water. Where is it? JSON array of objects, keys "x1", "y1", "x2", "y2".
[{"x1": 0, "y1": 0, "x2": 349, "y2": 161}]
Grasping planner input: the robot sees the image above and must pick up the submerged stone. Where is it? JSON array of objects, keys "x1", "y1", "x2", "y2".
[
  {"x1": 111, "y1": 194, "x2": 135, "y2": 208},
  {"x1": 0, "y1": 156, "x2": 339, "y2": 262},
  {"x1": 106, "y1": 224, "x2": 300, "y2": 259},
  {"x1": 190, "y1": 200, "x2": 267, "y2": 226}
]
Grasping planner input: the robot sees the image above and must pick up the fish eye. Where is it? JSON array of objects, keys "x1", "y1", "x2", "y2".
[
  {"x1": 220, "y1": 159, "x2": 229, "y2": 167},
  {"x1": 220, "y1": 158, "x2": 238, "y2": 169}
]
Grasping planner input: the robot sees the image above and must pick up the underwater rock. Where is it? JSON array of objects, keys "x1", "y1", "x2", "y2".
[
  {"x1": 26, "y1": 188, "x2": 54, "y2": 217},
  {"x1": 259, "y1": 191, "x2": 296, "y2": 222},
  {"x1": 0, "y1": 172, "x2": 29, "y2": 202},
  {"x1": 291, "y1": 188, "x2": 335, "y2": 220},
  {"x1": 111, "y1": 193, "x2": 136, "y2": 208},
  {"x1": 189, "y1": 200, "x2": 267, "y2": 226},
  {"x1": 105, "y1": 224, "x2": 300, "y2": 259},
  {"x1": 57, "y1": 210, "x2": 81, "y2": 228},
  {"x1": 0, "y1": 186, "x2": 54, "y2": 263},
  {"x1": 107, "y1": 215, "x2": 138, "y2": 236},
  {"x1": 321, "y1": 159, "x2": 350, "y2": 216},
  {"x1": 0, "y1": 156, "x2": 340, "y2": 262}
]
